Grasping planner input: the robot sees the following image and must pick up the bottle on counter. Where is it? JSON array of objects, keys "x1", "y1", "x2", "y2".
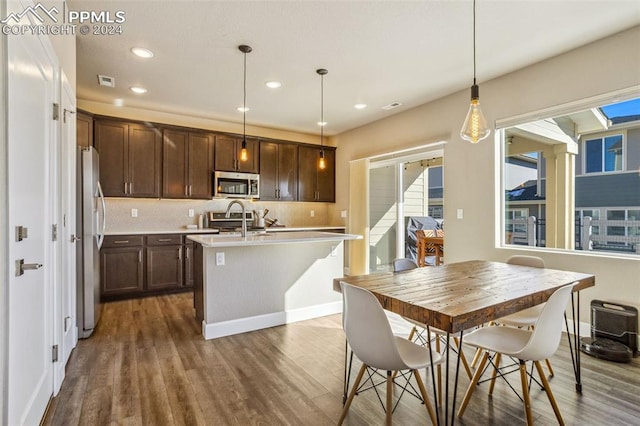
[
  {"x1": 198, "y1": 214, "x2": 204, "y2": 229},
  {"x1": 203, "y1": 213, "x2": 209, "y2": 228}
]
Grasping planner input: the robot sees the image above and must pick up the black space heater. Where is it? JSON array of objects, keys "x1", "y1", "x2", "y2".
[{"x1": 580, "y1": 300, "x2": 638, "y2": 363}]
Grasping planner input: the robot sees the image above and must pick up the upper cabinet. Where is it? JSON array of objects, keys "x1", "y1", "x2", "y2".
[
  {"x1": 94, "y1": 119, "x2": 162, "y2": 198},
  {"x1": 298, "y1": 146, "x2": 335, "y2": 202},
  {"x1": 76, "y1": 111, "x2": 93, "y2": 147},
  {"x1": 260, "y1": 141, "x2": 298, "y2": 201},
  {"x1": 163, "y1": 129, "x2": 214, "y2": 199},
  {"x1": 214, "y1": 135, "x2": 259, "y2": 173}
]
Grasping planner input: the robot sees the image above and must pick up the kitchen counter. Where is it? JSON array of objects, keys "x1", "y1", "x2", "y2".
[
  {"x1": 105, "y1": 225, "x2": 345, "y2": 236},
  {"x1": 188, "y1": 231, "x2": 358, "y2": 248},
  {"x1": 191, "y1": 231, "x2": 361, "y2": 340}
]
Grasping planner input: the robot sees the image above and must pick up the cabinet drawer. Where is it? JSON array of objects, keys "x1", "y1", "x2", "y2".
[
  {"x1": 102, "y1": 235, "x2": 144, "y2": 248},
  {"x1": 146, "y1": 234, "x2": 182, "y2": 246}
]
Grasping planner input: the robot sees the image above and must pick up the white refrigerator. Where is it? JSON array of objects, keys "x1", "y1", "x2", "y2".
[{"x1": 76, "y1": 146, "x2": 106, "y2": 338}]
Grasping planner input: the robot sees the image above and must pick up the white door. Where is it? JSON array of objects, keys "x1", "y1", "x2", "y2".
[
  {"x1": 7, "y1": 12, "x2": 58, "y2": 425},
  {"x1": 53, "y1": 72, "x2": 77, "y2": 393}
]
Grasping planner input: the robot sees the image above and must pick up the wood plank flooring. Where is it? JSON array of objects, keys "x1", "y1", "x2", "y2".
[{"x1": 44, "y1": 292, "x2": 640, "y2": 425}]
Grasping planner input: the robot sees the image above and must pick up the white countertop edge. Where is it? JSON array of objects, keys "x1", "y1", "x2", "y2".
[
  {"x1": 188, "y1": 231, "x2": 362, "y2": 247},
  {"x1": 104, "y1": 226, "x2": 346, "y2": 236}
]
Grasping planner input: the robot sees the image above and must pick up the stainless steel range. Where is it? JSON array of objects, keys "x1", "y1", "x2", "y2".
[{"x1": 207, "y1": 211, "x2": 254, "y2": 234}]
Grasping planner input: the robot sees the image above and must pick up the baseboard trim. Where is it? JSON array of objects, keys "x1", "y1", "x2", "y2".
[{"x1": 203, "y1": 301, "x2": 343, "y2": 340}]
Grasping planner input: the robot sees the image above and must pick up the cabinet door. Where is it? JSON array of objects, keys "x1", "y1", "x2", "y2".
[
  {"x1": 146, "y1": 245, "x2": 183, "y2": 290},
  {"x1": 259, "y1": 141, "x2": 278, "y2": 200},
  {"x1": 298, "y1": 146, "x2": 319, "y2": 201},
  {"x1": 163, "y1": 129, "x2": 189, "y2": 198},
  {"x1": 183, "y1": 243, "x2": 194, "y2": 288},
  {"x1": 94, "y1": 120, "x2": 127, "y2": 197},
  {"x1": 277, "y1": 142, "x2": 298, "y2": 201},
  {"x1": 76, "y1": 111, "x2": 93, "y2": 147},
  {"x1": 214, "y1": 135, "x2": 238, "y2": 172},
  {"x1": 188, "y1": 133, "x2": 214, "y2": 199},
  {"x1": 100, "y1": 247, "x2": 144, "y2": 296},
  {"x1": 316, "y1": 148, "x2": 335, "y2": 202},
  {"x1": 128, "y1": 124, "x2": 162, "y2": 198},
  {"x1": 237, "y1": 137, "x2": 260, "y2": 174}
]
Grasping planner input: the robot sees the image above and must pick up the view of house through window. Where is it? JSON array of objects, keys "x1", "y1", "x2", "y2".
[
  {"x1": 369, "y1": 156, "x2": 443, "y2": 271},
  {"x1": 502, "y1": 96, "x2": 640, "y2": 255}
]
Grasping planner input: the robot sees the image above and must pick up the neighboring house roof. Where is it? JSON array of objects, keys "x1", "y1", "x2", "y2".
[
  {"x1": 506, "y1": 180, "x2": 544, "y2": 201},
  {"x1": 610, "y1": 114, "x2": 640, "y2": 125}
]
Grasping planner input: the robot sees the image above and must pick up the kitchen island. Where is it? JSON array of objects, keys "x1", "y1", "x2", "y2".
[{"x1": 188, "y1": 231, "x2": 361, "y2": 340}]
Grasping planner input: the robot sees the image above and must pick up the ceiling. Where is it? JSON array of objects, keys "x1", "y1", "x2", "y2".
[{"x1": 71, "y1": 1, "x2": 640, "y2": 136}]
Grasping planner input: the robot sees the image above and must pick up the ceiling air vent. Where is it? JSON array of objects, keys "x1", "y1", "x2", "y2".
[
  {"x1": 382, "y1": 101, "x2": 402, "y2": 111},
  {"x1": 97, "y1": 75, "x2": 115, "y2": 88}
]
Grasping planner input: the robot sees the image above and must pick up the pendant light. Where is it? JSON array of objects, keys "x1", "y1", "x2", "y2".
[
  {"x1": 460, "y1": 0, "x2": 490, "y2": 144},
  {"x1": 239, "y1": 45, "x2": 252, "y2": 161},
  {"x1": 317, "y1": 68, "x2": 328, "y2": 170}
]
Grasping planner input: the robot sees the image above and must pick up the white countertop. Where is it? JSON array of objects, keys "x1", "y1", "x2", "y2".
[
  {"x1": 105, "y1": 226, "x2": 345, "y2": 236},
  {"x1": 188, "y1": 231, "x2": 361, "y2": 248}
]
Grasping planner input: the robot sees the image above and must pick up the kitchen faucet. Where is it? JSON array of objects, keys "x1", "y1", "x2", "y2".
[{"x1": 225, "y1": 200, "x2": 247, "y2": 238}]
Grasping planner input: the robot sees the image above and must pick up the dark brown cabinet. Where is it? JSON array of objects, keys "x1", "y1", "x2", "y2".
[
  {"x1": 183, "y1": 240, "x2": 195, "y2": 288},
  {"x1": 163, "y1": 129, "x2": 214, "y2": 199},
  {"x1": 146, "y1": 235, "x2": 183, "y2": 291},
  {"x1": 214, "y1": 134, "x2": 259, "y2": 173},
  {"x1": 298, "y1": 146, "x2": 335, "y2": 202},
  {"x1": 94, "y1": 119, "x2": 162, "y2": 197},
  {"x1": 100, "y1": 236, "x2": 144, "y2": 297},
  {"x1": 260, "y1": 141, "x2": 298, "y2": 201},
  {"x1": 76, "y1": 111, "x2": 93, "y2": 147}
]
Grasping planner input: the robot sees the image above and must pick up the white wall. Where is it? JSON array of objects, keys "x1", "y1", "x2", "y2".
[{"x1": 333, "y1": 26, "x2": 640, "y2": 323}]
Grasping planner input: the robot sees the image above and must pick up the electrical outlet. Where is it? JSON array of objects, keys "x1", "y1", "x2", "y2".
[
  {"x1": 310, "y1": 210, "x2": 315, "y2": 217},
  {"x1": 131, "y1": 208, "x2": 138, "y2": 218},
  {"x1": 457, "y1": 209, "x2": 464, "y2": 219},
  {"x1": 188, "y1": 209, "x2": 194, "y2": 218},
  {"x1": 215, "y1": 252, "x2": 225, "y2": 266},
  {"x1": 341, "y1": 210, "x2": 348, "y2": 218}
]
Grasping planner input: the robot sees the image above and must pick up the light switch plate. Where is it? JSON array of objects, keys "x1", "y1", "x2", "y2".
[
  {"x1": 341, "y1": 210, "x2": 347, "y2": 218},
  {"x1": 215, "y1": 252, "x2": 225, "y2": 266},
  {"x1": 457, "y1": 209, "x2": 464, "y2": 219}
]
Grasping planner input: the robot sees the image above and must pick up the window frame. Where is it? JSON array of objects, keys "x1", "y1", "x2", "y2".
[{"x1": 581, "y1": 131, "x2": 626, "y2": 175}]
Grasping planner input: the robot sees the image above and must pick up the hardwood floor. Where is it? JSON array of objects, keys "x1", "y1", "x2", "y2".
[{"x1": 44, "y1": 292, "x2": 640, "y2": 425}]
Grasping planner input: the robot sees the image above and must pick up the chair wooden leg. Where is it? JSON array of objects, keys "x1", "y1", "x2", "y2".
[
  {"x1": 534, "y1": 360, "x2": 565, "y2": 425},
  {"x1": 453, "y1": 336, "x2": 473, "y2": 380},
  {"x1": 386, "y1": 370, "x2": 393, "y2": 426},
  {"x1": 457, "y1": 351, "x2": 489, "y2": 418},
  {"x1": 489, "y1": 352, "x2": 502, "y2": 395},
  {"x1": 414, "y1": 369, "x2": 437, "y2": 425},
  {"x1": 408, "y1": 326, "x2": 416, "y2": 342},
  {"x1": 338, "y1": 364, "x2": 367, "y2": 425},
  {"x1": 544, "y1": 358, "x2": 555, "y2": 377},
  {"x1": 470, "y1": 347, "x2": 483, "y2": 368},
  {"x1": 519, "y1": 360, "x2": 533, "y2": 426}
]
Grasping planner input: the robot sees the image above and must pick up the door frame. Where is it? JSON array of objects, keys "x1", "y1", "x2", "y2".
[{"x1": 1, "y1": 0, "x2": 9, "y2": 421}]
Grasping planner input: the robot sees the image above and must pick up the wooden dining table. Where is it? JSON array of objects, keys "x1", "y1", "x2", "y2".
[{"x1": 333, "y1": 260, "x2": 595, "y2": 425}]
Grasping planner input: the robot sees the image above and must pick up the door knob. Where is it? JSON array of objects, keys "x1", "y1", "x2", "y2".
[
  {"x1": 70, "y1": 235, "x2": 81, "y2": 243},
  {"x1": 15, "y1": 259, "x2": 43, "y2": 277}
]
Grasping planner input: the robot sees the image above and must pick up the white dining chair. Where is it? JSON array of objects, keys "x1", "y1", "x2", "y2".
[
  {"x1": 339, "y1": 282, "x2": 442, "y2": 425},
  {"x1": 457, "y1": 283, "x2": 577, "y2": 425},
  {"x1": 494, "y1": 255, "x2": 554, "y2": 377}
]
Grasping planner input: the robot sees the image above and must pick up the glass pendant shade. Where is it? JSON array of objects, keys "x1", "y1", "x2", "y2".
[
  {"x1": 318, "y1": 149, "x2": 326, "y2": 170},
  {"x1": 460, "y1": 85, "x2": 490, "y2": 143},
  {"x1": 240, "y1": 139, "x2": 248, "y2": 162}
]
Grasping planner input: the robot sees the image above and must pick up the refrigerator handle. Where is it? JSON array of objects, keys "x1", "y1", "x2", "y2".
[{"x1": 96, "y1": 181, "x2": 107, "y2": 249}]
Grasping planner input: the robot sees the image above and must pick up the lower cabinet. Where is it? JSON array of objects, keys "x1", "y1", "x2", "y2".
[{"x1": 101, "y1": 233, "x2": 198, "y2": 301}]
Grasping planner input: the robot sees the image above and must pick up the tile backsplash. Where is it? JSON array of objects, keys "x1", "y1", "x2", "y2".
[{"x1": 105, "y1": 198, "x2": 341, "y2": 233}]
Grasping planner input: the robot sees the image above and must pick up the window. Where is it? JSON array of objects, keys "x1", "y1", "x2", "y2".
[
  {"x1": 500, "y1": 94, "x2": 640, "y2": 256},
  {"x1": 585, "y1": 135, "x2": 623, "y2": 173}
]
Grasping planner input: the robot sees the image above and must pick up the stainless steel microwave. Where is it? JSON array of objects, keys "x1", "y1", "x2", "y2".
[{"x1": 213, "y1": 171, "x2": 260, "y2": 199}]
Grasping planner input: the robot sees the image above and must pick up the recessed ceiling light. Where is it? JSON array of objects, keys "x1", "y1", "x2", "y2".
[
  {"x1": 317, "y1": 121, "x2": 327, "y2": 126},
  {"x1": 237, "y1": 106, "x2": 250, "y2": 112},
  {"x1": 131, "y1": 47, "x2": 154, "y2": 58},
  {"x1": 130, "y1": 86, "x2": 147, "y2": 94},
  {"x1": 265, "y1": 81, "x2": 282, "y2": 89},
  {"x1": 354, "y1": 103, "x2": 367, "y2": 110}
]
